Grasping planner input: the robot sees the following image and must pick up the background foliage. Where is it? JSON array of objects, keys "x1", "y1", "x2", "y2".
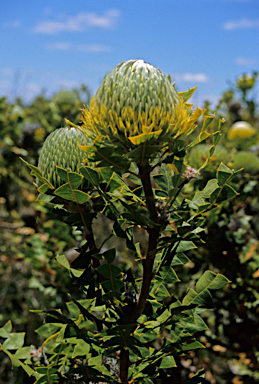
[{"x1": 0, "y1": 74, "x2": 259, "y2": 383}]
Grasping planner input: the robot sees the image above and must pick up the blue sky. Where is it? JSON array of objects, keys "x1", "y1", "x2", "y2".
[{"x1": 1, "y1": 0, "x2": 259, "y2": 107}]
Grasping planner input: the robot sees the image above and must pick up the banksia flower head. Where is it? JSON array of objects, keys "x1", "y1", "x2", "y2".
[
  {"x1": 80, "y1": 59, "x2": 204, "y2": 152},
  {"x1": 232, "y1": 151, "x2": 259, "y2": 174},
  {"x1": 228, "y1": 121, "x2": 256, "y2": 140},
  {"x1": 188, "y1": 143, "x2": 229, "y2": 171},
  {"x1": 37, "y1": 127, "x2": 89, "y2": 187},
  {"x1": 236, "y1": 73, "x2": 257, "y2": 93}
]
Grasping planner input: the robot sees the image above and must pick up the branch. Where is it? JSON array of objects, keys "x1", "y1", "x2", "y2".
[
  {"x1": 138, "y1": 162, "x2": 158, "y2": 222},
  {"x1": 127, "y1": 162, "x2": 161, "y2": 322}
]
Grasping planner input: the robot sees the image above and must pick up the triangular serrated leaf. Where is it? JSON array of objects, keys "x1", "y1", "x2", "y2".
[{"x1": 196, "y1": 271, "x2": 230, "y2": 293}]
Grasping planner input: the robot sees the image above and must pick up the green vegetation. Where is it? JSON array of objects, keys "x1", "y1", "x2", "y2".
[{"x1": 0, "y1": 67, "x2": 258, "y2": 384}]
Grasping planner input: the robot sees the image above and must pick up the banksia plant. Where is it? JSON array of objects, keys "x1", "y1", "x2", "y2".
[
  {"x1": 228, "y1": 121, "x2": 256, "y2": 140},
  {"x1": 232, "y1": 151, "x2": 259, "y2": 174},
  {"x1": 37, "y1": 126, "x2": 89, "y2": 187},
  {"x1": 13, "y1": 60, "x2": 241, "y2": 384},
  {"x1": 52, "y1": 89, "x2": 81, "y2": 106},
  {"x1": 188, "y1": 143, "x2": 229, "y2": 171},
  {"x1": 236, "y1": 72, "x2": 258, "y2": 93},
  {"x1": 80, "y1": 59, "x2": 204, "y2": 159}
]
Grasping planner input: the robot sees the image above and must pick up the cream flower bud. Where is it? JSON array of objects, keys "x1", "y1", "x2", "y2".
[
  {"x1": 228, "y1": 121, "x2": 256, "y2": 140},
  {"x1": 80, "y1": 59, "x2": 203, "y2": 150},
  {"x1": 38, "y1": 127, "x2": 88, "y2": 187}
]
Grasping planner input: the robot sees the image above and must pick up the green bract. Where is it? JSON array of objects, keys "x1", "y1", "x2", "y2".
[
  {"x1": 37, "y1": 127, "x2": 89, "y2": 187},
  {"x1": 80, "y1": 59, "x2": 204, "y2": 150}
]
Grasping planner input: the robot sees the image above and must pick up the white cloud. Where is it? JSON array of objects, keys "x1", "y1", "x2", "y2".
[
  {"x1": 2, "y1": 20, "x2": 21, "y2": 28},
  {"x1": 223, "y1": 18, "x2": 259, "y2": 30},
  {"x1": 1, "y1": 68, "x2": 15, "y2": 76},
  {"x1": 45, "y1": 42, "x2": 72, "y2": 50},
  {"x1": 54, "y1": 79, "x2": 80, "y2": 89},
  {"x1": 174, "y1": 73, "x2": 209, "y2": 83},
  {"x1": 45, "y1": 42, "x2": 111, "y2": 52},
  {"x1": 236, "y1": 57, "x2": 257, "y2": 65},
  {"x1": 0, "y1": 79, "x2": 10, "y2": 89},
  {"x1": 24, "y1": 82, "x2": 42, "y2": 95},
  {"x1": 76, "y1": 44, "x2": 111, "y2": 52},
  {"x1": 32, "y1": 10, "x2": 120, "y2": 34}
]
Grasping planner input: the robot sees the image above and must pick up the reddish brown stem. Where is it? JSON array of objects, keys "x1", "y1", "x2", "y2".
[
  {"x1": 128, "y1": 163, "x2": 161, "y2": 322},
  {"x1": 119, "y1": 349, "x2": 129, "y2": 383},
  {"x1": 138, "y1": 162, "x2": 158, "y2": 222},
  {"x1": 134, "y1": 226, "x2": 160, "y2": 318},
  {"x1": 119, "y1": 162, "x2": 160, "y2": 379}
]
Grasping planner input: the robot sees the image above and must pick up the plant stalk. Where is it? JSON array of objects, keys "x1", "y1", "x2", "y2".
[
  {"x1": 119, "y1": 162, "x2": 160, "y2": 381},
  {"x1": 119, "y1": 349, "x2": 129, "y2": 383},
  {"x1": 130, "y1": 162, "x2": 160, "y2": 321}
]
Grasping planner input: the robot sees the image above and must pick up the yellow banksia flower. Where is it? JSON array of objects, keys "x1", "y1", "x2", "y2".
[
  {"x1": 228, "y1": 121, "x2": 256, "y2": 140},
  {"x1": 80, "y1": 59, "x2": 204, "y2": 150},
  {"x1": 37, "y1": 127, "x2": 89, "y2": 187},
  {"x1": 236, "y1": 73, "x2": 257, "y2": 92}
]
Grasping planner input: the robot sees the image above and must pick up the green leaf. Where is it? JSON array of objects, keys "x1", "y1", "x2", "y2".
[
  {"x1": 182, "y1": 271, "x2": 230, "y2": 309},
  {"x1": 159, "y1": 355, "x2": 177, "y2": 368},
  {"x1": 37, "y1": 183, "x2": 51, "y2": 194},
  {"x1": 151, "y1": 277, "x2": 171, "y2": 299},
  {"x1": 221, "y1": 184, "x2": 239, "y2": 201},
  {"x1": 181, "y1": 340, "x2": 205, "y2": 351},
  {"x1": 14, "y1": 346, "x2": 31, "y2": 360},
  {"x1": 172, "y1": 253, "x2": 191, "y2": 266},
  {"x1": 36, "y1": 323, "x2": 61, "y2": 338},
  {"x1": 182, "y1": 287, "x2": 214, "y2": 308},
  {"x1": 216, "y1": 163, "x2": 233, "y2": 186},
  {"x1": 0, "y1": 320, "x2": 12, "y2": 337},
  {"x1": 176, "y1": 241, "x2": 197, "y2": 253},
  {"x1": 180, "y1": 314, "x2": 208, "y2": 333},
  {"x1": 20, "y1": 158, "x2": 54, "y2": 189},
  {"x1": 101, "y1": 168, "x2": 127, "y2": 192},
  {"x1": 2, "y1": 349, "x2": 37, "y2": 376},
  {"x1": 101, "y1": 279, "x2": 124, "y2": 291},
  {"x1": 93, "y1": 146, "x2": 114, "y2": 161},
  {"x1": 35, "y1": 373, "x2": 59, "y2": 384},
  {"x1": 54, "y1": 184, "x2": 90, "y2": 203},
  {"x1": 66, "y1": 301, "x2": 80, "y2": 318},
  {"x1": 179, "y1": 87, "x2": 197, "y2": 102},
  {"x1": 153, "y1": 173, "x2": 171, "y2": 194},
  {"x1": 56, "y1": 254, "x2": 70, "y2": 270},
  {"x1": 126, "y1": 143, "x2": 162, "y2": 163},
  {"x1": 113, "y1": 219, "x2": 127, "y2": 238},
  {"x1": 202, "y1": 179, "x2": 219, "y2": 198},
  {"x1": 198, "y1": 203, "x2": 212, "y2": 213},
  {"x1": 56, "y1": 166, "x2": 69, "y2": 182},
  {"x1": 97, "y1": 264, "x2": 122, "y2": 279},
  {"x1": 159, "y1": 266, "x2": 179, "y2": 284},
  {"x1": 2, "y1": 333, "x2": 25, "y2": 349},
  {"x1": 37, "y1": 193, "x2": 55, "y2": 203},
  {"x1": 68, "y1": 296, "x2": 104, "y2": 332},
  {"x1": 79, "y1": 166, "x2": 99, "y2": 187},
  {"x1": 196, "y1": 271, "x2": 230, "y2": 292},
  {"x1": 66, "y1": 171, "x2": 84, "y2": 189},
  {"x1": 72, "y1": 339, "x2": 90, "y2": 358},
  {"x1": 102, "y1": 248, "x2": 116, "y2": 263},
  {"x1": 202, "y1": 115, "x2": 215, "y2": 131}
]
